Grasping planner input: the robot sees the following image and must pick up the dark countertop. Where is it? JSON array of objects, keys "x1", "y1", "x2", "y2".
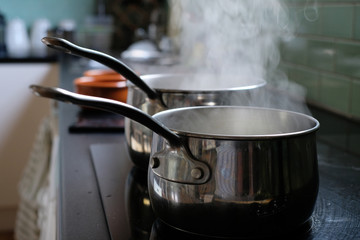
[
  {"x1": 57, "y1": 55, "x2": 119, "y2": 240},
  {"x1": 56, "y1": 55, "x2": 360, "y2": 240}
]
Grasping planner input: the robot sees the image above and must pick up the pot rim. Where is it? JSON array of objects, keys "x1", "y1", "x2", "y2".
[
  {"x1": 128, "y1": 73, "x2": 267, "y2": 93},
  {"x1": 153, "y1": 106, "x2": 320, "y2": 140}
]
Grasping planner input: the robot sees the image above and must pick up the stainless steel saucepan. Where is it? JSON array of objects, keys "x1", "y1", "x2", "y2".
[
  {"x1": 149, "y1": 106, "x2": 319, "y2": 238},
  {"x1": 41, "y1": 37, "x2": 266, "y2": 170},
  {"x1": 30, "y1": 85, "x2": 319, "y2": 238}
]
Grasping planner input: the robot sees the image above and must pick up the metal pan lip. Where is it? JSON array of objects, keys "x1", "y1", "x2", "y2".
[
  {"x1": 128, "y1": 73, "x2": 267, "y2": 93},
  {"x1": 153, "y1": 106, "x2": 320, "y2": 140}
]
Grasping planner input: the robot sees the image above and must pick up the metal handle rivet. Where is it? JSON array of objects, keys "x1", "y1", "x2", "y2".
[{"x1": 191, "y1": 167, "x2": 203, "y2": 179}]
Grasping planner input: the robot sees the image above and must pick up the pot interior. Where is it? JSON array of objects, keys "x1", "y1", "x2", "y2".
[
  {"x1": 153, "y1": 106, "x2": 319, "y2": 139},
  {"x1": 140, "y1": 74, "x2": 266, "y2": 92}
]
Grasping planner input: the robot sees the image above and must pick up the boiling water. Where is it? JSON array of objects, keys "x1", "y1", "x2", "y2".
[{"x1": 154, "y1": 107, "x2": 319, "y2": 137}]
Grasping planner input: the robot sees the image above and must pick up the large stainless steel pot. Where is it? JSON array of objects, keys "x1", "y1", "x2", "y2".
[
  {"x1": 149, "y1": 106, "x2": 319, "y2": 238},
  {"x1": 126, "y1": 73, "x2": 266, "y2": 169},
  {"x1": 41, "y1": 37, "x2": 266, "y2": 170},
  {"x1": 31, "y1": 85, "x2": 319, "y2": 238}
]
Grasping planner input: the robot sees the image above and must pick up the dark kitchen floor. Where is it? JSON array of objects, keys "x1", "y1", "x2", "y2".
[{"x1": 0, "y1": 231, "x2": 14, "y2": 240}]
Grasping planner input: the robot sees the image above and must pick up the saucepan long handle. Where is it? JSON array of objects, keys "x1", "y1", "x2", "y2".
[
  {"x1": 41, "y1": 37, "x2": 161, "y2": 102},
  {"x1": 30, "y1": 85, "x2": 180, "y2": 147}
]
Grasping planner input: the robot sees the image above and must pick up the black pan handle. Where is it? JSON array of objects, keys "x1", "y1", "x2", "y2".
[
  {"x1": 30, "y1": 84, "x2": 181, "y2": 147},
  {"x1": 41, "y1": 36, "x2": 160, "y2": 101},
  {"x1": 30, "y1": 84, "x2": 211, "y2": 184}
]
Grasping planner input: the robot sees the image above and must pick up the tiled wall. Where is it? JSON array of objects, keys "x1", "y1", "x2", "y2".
[
  {"x1": 0, "y1": 0, "x2": 95, "y2": 28},
  {"x1": 280, "y1": 0, "x2": 360, "y2": 121}
]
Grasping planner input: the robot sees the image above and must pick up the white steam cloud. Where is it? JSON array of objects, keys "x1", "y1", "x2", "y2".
[
  {"x1": 168, "y1": 0, "x2": 311, "y2": 114},
  {"x1": 174, "y1": 0, "x2": 292, "y2": 78}
]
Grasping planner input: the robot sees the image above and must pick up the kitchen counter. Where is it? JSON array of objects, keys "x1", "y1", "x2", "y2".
[
  {"x1": 56, "y1": 55, "x2": 360, "y2": 239},
  {"x1": 56, "y1": 55, "x2": 120, "y2": 240}
]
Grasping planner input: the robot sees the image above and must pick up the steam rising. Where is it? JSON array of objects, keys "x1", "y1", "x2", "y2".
[
  {"x1": 168, "y1": 0, "x2": 310, "y2": 114},
  {"x1": 174, "y1": 0, "x2": 291, "y2": 78}
]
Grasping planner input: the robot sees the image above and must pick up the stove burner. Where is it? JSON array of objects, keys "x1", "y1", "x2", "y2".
[{"x1": 150, "y1": 218, "x2": 312, "y2": 240}]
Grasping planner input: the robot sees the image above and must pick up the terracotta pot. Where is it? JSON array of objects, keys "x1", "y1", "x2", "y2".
[{"x1": 74, "y1": 75, "x2": 128, "y2": 103}]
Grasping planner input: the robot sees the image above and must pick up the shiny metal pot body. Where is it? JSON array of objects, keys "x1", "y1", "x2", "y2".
[
  {"x1": 125, "y1": 74, "x2": 266, "y2": 169},
  {"x1": 148, "y1": 106, "x2": 319, "y2": 238}
]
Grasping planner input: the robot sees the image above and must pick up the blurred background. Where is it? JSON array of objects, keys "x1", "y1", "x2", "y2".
[
  {"x1": 0, "y1": 0, "x2": 168, "y2": 238},
  {"x1": 0, "y1": 0, "x2": 169, "y2": 53},
  {"x1": 0, "y1": 0, "x2": 360, "y2": 239}
]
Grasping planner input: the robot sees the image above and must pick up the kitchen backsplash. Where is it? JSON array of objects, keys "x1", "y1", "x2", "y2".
[
  {"x1": 0, "y1": 0, "x2": 95, "y2": 29},
  {"x1": 280, "y1": 0, "x2": 360, "y2": 121}
]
